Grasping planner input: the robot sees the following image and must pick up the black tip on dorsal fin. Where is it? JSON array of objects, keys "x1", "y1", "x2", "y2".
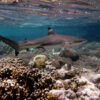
[
  {"x1": 48, "y1": 27, "x2": 51, "y2": 30},
  {"x1": 24, "y1": 38, "x2": 29, "y2": 43},
  {"x1": 48, "y1": 27, "x2": 56, "y2": 35}
]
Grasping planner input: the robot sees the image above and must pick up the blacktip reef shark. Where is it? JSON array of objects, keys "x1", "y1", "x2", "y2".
[{"x1": 0, "y1": 27, "x2": 86, "y2": 56}]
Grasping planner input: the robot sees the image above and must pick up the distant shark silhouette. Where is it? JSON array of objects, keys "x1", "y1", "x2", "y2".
[{"x1": 0, "y1": 27, "x2": 86, "y2": 56}]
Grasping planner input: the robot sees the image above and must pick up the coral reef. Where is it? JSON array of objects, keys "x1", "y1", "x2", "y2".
[
  {"x1": 0, "y1": 57, "x2": 56, "y2": 100},
  {"x1": 48, "y1": 66, "x2": 100, "y2": 100},
  {"x1": 0, "y1": 41, "x2": 100, "y2": 100}
]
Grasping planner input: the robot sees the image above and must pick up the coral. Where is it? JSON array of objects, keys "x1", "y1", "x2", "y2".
[
  {"x1": 49, "y1": 67, "x2": 100, "y2": 100},
  {"x1": 57, "y1": 66, "x2": 79, "y2": 79},
  {"x1": 91, "y1": 74, "x2": 100, "y2": 90},
  {"x1": 48, "y1": 89, "x2": 67, "y2": 100},
  {"x1": 29, "y1": 54, "x2": 47, "y2": 68},
  {"x1": 76, "y1": 81, "x2": 100, "y2": 99},
  {"x1": 53, "y1": 56, "x2": 72, "y2": 66},
  {"x1": 29, "y1": 54, "x2": 72, "y2": 70},
  {"x1": 0, "y1": 57, "x2": 56, "y2": 100},
  {"x1": 51, "y1": 59, "x2": 61, "y2": 69},
  {"x1": 45, "y1": 56, "x2": 72, "y2": 70},
  {"x1": 91, "y1": 74, "x2": 100, "y2": 83}
]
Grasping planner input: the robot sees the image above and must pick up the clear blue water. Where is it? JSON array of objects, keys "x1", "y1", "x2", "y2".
[
  {"x1": 0, "y1": 0, "x2": 100, "y2": 42},
  {"x1": 0, "y1": 23, "x2": 100, "y2": 42}
]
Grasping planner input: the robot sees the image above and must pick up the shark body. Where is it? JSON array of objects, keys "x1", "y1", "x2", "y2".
[{"x1": 0, "y1": 27, "x2": 86, "y2": 56}]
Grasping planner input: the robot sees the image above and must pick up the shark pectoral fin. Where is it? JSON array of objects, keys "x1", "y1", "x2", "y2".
[
  {"x1": 15, "y1": 50, "x2": 19, "y2": 56},
  {"x1": 63, "y1": 42, "x2": 70, "y2": 51},
  {"x1": 26, "y1": 48, "x2": 29, "y2": 51}
]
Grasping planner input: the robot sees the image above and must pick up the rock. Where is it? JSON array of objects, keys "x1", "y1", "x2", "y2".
[
  {"x1": 59, "y1": 49, "x2": 79, "y2": 61},
  {"x1": 92, "y1": 74, "x2": 100, "y2": 83}
]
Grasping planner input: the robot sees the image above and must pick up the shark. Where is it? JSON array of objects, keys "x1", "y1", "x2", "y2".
[{"x1": 0, "y1": 27, "x2": 86, "y2": 56}]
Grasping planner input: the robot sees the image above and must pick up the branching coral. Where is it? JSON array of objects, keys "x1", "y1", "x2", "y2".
[{"x1": 0, "y1": 57, "x2": 56, "y2": 100}]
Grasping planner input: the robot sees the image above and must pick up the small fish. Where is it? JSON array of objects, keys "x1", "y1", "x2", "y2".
[{"x1": 0, "y1": 27, "x2": 86, "y2": 56}]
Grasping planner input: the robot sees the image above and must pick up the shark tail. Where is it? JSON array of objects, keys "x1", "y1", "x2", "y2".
[{"x1": 0, "y1": 35, "x2": 20, "y2": 56}]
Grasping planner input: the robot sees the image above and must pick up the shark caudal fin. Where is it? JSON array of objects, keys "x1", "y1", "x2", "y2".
[
  {"x1": 0, "y1": 35, "x2": 20, "y2": 56},
  {"x1": 48, "y1": 27, "x2": 56, "y2": 35}
]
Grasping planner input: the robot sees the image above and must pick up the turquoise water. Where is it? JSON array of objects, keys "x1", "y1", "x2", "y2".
[
  {"x1": 0, "y1": 23, "x2": 100, "y2": 42},
  {"x1": 0, "y1": 1, "x2": 100, "y2": 42}
]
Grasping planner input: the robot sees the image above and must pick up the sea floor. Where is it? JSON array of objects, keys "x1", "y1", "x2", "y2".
[{"x1": 0, "y1": 41, "x2": 100, "y2": 99}]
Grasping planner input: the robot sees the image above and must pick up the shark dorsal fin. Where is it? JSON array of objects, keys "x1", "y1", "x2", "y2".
[
  {"x1": 48, "y1": 27, "x2": 56, "y2": 35},
  {"x1": 24, "y1": 38, "x2": 29, "y2": 43}
]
